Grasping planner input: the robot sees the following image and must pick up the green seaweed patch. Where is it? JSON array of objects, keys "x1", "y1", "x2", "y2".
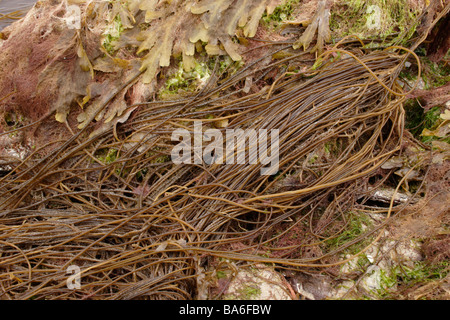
[
  {"x1": 377, "y1": 261, "x2": 449, "y2": 299},
  {"x1": 216, "y1": 270, "x2": 228, "y2": 279},
  {"x1": 421, "y1": 107, "x2": 443, "y2": 137},
  {"x1": 3, "y1": 111, "x2": 25, "y2": 138},
  {"x1": 135, "y1": 168, "x2": 148, "y2": 181},
  {"x1": 102, "y1": 14, "x2": 125, "y2": 55},
  {"x1": 261, "y1": 0, "x2": 300, "y2": 29},
  {"x1": 207, "y1": 55, "x2": 240, "y2": 79},
  {"x1": 404, "y1": 100, "x2": 425, "y2": 138},
  {"x1": 160, "y1": 56, "x2": 239, "y2": 98},
  {"x1": 405, "y1": 101, "x2": 445, "y2": 143},
  {"x1": 159, "y1": 60, "x2": 211, "y2": 97},
  {"x1": 330, "y1": 0, "x2": 421, "y2": 46},
  {"x1": 241, "y1": 285, "x2": 261, "y2": 299},
  {"x1": 146, "y1": 147, "x2": 171, "y2": 164},
  {"x1": 420, "y1": 56, "x2": 450, "y2": 89},
  {"x1": 96, "y1": 148, "x2": 118, "y2": 165},
  {"x1": 324, "y1": 212, "x2": 374, "y2": 255}
]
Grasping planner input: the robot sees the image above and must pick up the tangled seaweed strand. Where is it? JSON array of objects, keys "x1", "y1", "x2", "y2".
[{"x1": 0, "y1": 43, "x2": 419, "y2": 299}]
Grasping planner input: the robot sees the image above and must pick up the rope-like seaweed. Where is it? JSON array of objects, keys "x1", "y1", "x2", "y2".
[{"x1": 0, "y1": 41, "x2": 421, "y2": 299}]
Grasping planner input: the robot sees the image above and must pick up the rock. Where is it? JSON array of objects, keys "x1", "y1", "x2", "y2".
[
  {"x1": 331, "y1": 280, "x2": 357, "y2": 299},
  {"x1": 221, "y1": 265, "x2": 292, "y2": 300},
  {"x1": 287, "y1": 272, "x2": 332, "y2": 300},
  {"x1": 360, "y1": 265, "x2": 383, "y2": 293},
  {"x1": 392, "y1": 240, "x2": 423, "y2": 269}
]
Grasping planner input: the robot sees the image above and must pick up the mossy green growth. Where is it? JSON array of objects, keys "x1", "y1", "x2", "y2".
[
  {"x1": 330, "y1": 0, "x2": 421, "y2": 46},
  {"x1": 420, "y1": 56, "x2": 450, "y2": 89},
  {"x1": 402, "y1": 46, "x2": 450, "y2": 144},
  {"x1": 135, "y1": 168, "x2": 148, "y2": 181},
  {"x1": 399, "y1": 261, "x2": 449, "y2": 283},
  {"x1": 261, "y1": 0, "x2": 300, "y2": 28},
  {"x1": 216, "y1": 270, "x2": 227, "y2": 279},
  {"x1": 404, "y1": 100, "x2": 424, "y2": 137},
  {"x1": 324, "y1": 139, "x2": 343, "y2": 157},
  {"x1": 102, "y1": 14, "x2": 124, "y2": 55},
  {"x1": 241, "y1": 285, "x2": 261, "y2": 299},
  {"x1": 224, "y1": 284, "x2": 262, "y2": 300},
  {"x1": 4, "y1": 111, "x2": 24, "y2": 127},
  {"x1": 159, "y1": 60, "x2": 211, "y2": 97},
  {"x1": 146, "y1": 147, "x2": 171, "y2": 164},
  {"x1": 160, "y1": 56, "x2": 238, "y2": 98},
  {"x1": 422, "y1": 107, "x2": 442, "y2": 132},
  {"x1": 377, "y1": 268, "x2": 398, "y2": 298},
  {"x1": 405, "y1": 101, "x2": 444, "y2": 143},
  {"x1": 377, "y1": 261, "x2": 449, "y2": 299},
  {"x1": 3, "y1": 111, "x2": 25, "y2": 138},
  {"x1": 96, "y1": 148, "x2": 118, "y2": 165},
  {"x1": 324, "y1": 212, "x2": 373, "y2": 254},
  {"x1": 308, "y1": 153, "x2": 319, "y2": 164},
  {"x1": 208, "y1": 55, "x2": 239, "y2": 79},
  {"x1": 357, "y1": 254, "x2": 371, "y2": 269}
]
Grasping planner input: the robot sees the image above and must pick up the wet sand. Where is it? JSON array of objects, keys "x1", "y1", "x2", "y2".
[{"x1": 0, "y1": 0, "x2": 36, "y2": 31}]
